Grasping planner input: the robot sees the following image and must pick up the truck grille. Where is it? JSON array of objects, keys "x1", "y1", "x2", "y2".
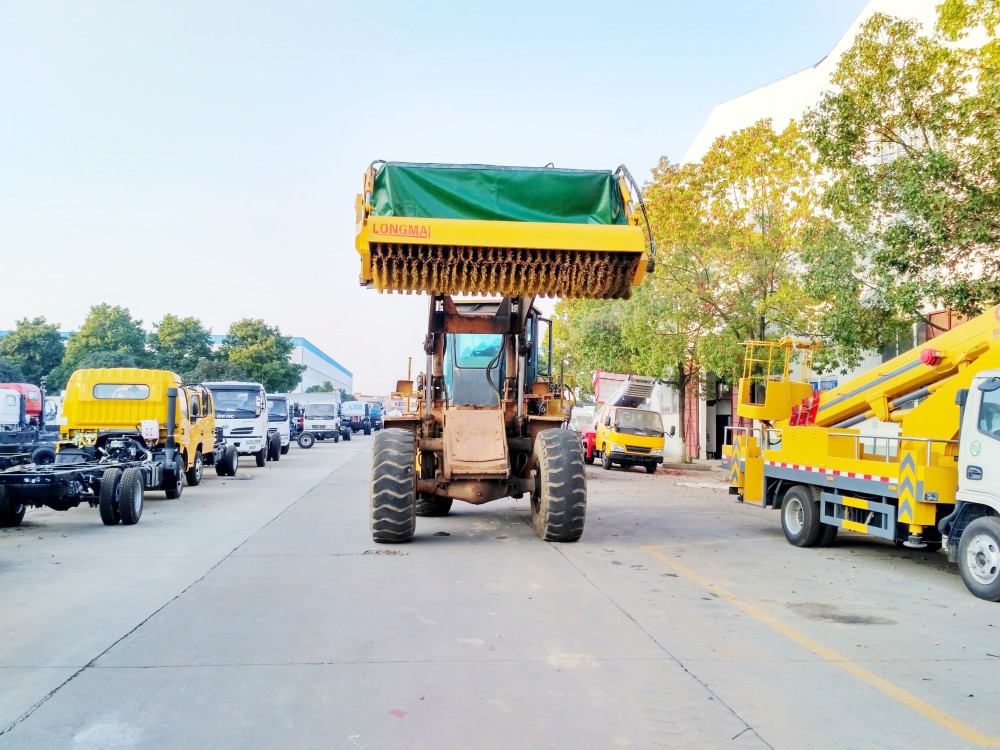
[
  {"x1": 229, "y1": 427, "x2": 253, "y2": 436},
  {"x1": 626, "y1": 445, "x2": 651, "y2": 454}
]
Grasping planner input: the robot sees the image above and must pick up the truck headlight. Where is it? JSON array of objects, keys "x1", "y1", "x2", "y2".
[
  {"x1": 609, "y1": 443, "x2": 624, "y2": 453},
  {"x1": 650, "y1": 449, "x2": 663, "y2": 456}
]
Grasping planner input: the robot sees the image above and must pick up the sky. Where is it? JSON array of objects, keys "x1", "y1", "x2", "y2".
[{"x1": 0, "y1": 0, "x2": 871, "y2": 394}]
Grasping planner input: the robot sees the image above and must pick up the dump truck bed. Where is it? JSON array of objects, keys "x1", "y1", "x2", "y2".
[{"x1": 356, "y1": 162, "x2": 650, "y2": 299}]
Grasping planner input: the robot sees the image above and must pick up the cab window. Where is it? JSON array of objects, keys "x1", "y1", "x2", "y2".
[
  {"x1": 979, "y1": 388, "x2": 1000, "y2": 441},
  {"x1": 94, "y1": 384, "x2": 150, "y2": 400}
]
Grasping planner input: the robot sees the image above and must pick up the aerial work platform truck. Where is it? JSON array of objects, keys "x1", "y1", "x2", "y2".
[{"x1": 723, "y1": 305, "x2": 1000, "y2": 600}]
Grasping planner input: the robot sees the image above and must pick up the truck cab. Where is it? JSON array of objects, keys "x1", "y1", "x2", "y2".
[
  {"x1": 340, "y1": 401, "x2": 371, "y2": 435},
  {"x1": 204, "y1": 381, "x2": 278, "y2": 467},
  {"x1": 301, "y1": 400, "x2": 345, "y2": 446},
  {"x1": 594, "y1": 405, "x2": 665, "y2": 474},
  {"x1": 0, "y1": 383, "x2": 43, "y2": 427},
  {"x1": 266, "y1": 395, "x2": 292, "y2": 455},
  {"x1": 368, "y1": 401, "x2": 384, "y2": 431}
]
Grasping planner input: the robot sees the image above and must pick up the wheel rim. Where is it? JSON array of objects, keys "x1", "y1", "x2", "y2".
[
  {"x1": 966, "y1": 532, "x2": 1000, "y2": 586},
  {"x1": 131, "y1": 479, "x2": 142, "y2": 515},
  {"x1": 785, "y1": 497, "x2": 804, "y2": 535},
  {"x1": 194, "y1": 454, "x2": 203, "y2": 481}
]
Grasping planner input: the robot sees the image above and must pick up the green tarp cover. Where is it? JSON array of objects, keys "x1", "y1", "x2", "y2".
[{"x1": 370, "y1": 162, "x2": 628, "y2": 225}]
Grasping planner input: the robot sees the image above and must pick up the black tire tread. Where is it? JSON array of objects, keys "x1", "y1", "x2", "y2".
[
  {"x1": 532, "y1": 429, "x2": 587, "y2": 542},
  {"x1": 370, "y1": 428, "x2": 416, "y2": 543}
]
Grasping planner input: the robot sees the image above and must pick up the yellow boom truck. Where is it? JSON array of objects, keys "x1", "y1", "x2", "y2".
[
  {"x1": 722, "y1": 306, "x2": 1000, "y2": 600},
  {"x1": 355, "y1": 161, "x2": 652, "y2": 543}
]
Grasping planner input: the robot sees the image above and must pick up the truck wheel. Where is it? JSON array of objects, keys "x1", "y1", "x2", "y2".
[
  {"x1": 958, "y1": 516, "x2": 1000, "y2": 601},
  {"x1": 268, "y1": 435, "x2": 280, "y2": 462},
  {"x1": 345, "y1": 429, "x2": 352, "y2": 441},
  {"x1": 531, "y1": 428, "x2": 587, "y2": 542},
  {"x1": 186, "y1": 450, "x2": 204, "y2": 486},
  {"x1": 333, "y1": 430, "x2": 340, "y2": 443},
  {"x1": 0, "y1": 486, "x2": 26, "y2": 527},
  {"x1": 645, "y1": 463, "x2": 657, "y2": 475},
  {"x1": 255, "y1": 447, "x2": 267, "y2": 467},
  {"x1": 225, "y1": 445, "x2": 238, "y2": 476},
  {"x1": 416, "y1": 494, "x2": 453, "y2": 517},
  {"x1": 119, "y1": 467, "x2": 144, "y2": 525},
  {"x1": 816, "y1": 522, "x2": 839, "y2": 547},
  {"x1": 31, "y1": 446, "x2": 56, "y2": 465},
  {"x1": 370, "y1": 429, "x2": 416, "y2": 543},
  {"x1": 165, "y1": 456, "x2": 184, "y2": 499},
  {"x1": 297, "y1": 432, "x2": 315, "y2": 449},
  {"x1": 584, "y1": 452, "x2": 594, "y2": 466},
  {"x1": 781, "y1": 486, "x2": 821, "y2": 547},
  {"x1": 280, "y1": 443, "x2": 290, "y2": 455},
  {"x1": 364, "y1": 423, "x2": 372, "y2": 436},
  {"x1": 601, "y1": 448, "x2": 612, "y2": 471},
  {"x1": 99, "y1": 468, "x2": 122, "y2": 525}
]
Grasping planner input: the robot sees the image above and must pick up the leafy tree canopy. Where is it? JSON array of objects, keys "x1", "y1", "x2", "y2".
[
  {"x1": 305, "y1": 381, "x2": 335, "y2": 393},
  {"x1": 0, "y1": 317, "x2": 64, "y2": 385},
  {"x1": 181, "y1": 357, "x2": 249, "y2": 384},
  {"x1": 0, "y1": 357, "x2": 26, "y2": 383},
  {"x1": 219, "y1": 319, "x2": 305, "y2": 393},
  {"x1": 149, "y1": 315, "x2": 213, "y2": 374},
  {"x1": 803, "y1": 9, "x2": 1000, "y2": 365},
  {"x1": 339, "y1": 388, "x2": 356, "y2": 402},
  {"x1": 63, "y1": 304, "x2": 147, "y2": 372}
]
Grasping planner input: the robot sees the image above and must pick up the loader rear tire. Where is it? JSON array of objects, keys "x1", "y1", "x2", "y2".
[
  {"x1": 370, "y1": 429, "x2": 416, "y2": 543},
  {"x1": 119, "y1": 467, "x2": 144, "y2": 525},
  {"x1": 531, "y1": 428, "x2": 587, "y2": 542},
  {"x1": 781, "y1": 486, "x2": 821, "y2": 547},
  {"x1": 0, "y1": 485, "x2": 26, "y2": 527},
  {"x1": 416, "y1": 494, "x2": 452, "y2": 517},
  {"x1": 99, "y1": 468, "x2": 122, "y2": 525}
]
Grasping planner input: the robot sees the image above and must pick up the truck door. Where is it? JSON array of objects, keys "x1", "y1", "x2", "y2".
[{"x1": 958, "y1": 377, "x2": 1000, "y2": 507}]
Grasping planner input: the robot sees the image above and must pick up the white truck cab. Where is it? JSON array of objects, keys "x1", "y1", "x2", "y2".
[
  {"x1": 266, "y1": 395, "x2": 291, "y2": 455},
  {"x1": 0, "y1": 388, "x2": 23, "y2": 431},
  {"x1": 299, "y1": 400, "x2": 346, "y2": 448},
  {"x1": 204, "y1": 382, "x2": 281, "y2": 467},
  {"x1": 956, "y1": 371, "x2": 1000, "y2": 511}
]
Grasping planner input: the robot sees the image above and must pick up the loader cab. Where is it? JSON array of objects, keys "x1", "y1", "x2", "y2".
[{"x1": 442, "y1": 301, "x2": 550, "y2": 407}]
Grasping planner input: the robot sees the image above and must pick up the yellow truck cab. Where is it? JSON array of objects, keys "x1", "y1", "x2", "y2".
[
  {"x1": 60, "y1": 369, "x2": 237, "y2": 489},
  {"x1": 595, "y1": 405, "x2": 665, "y2": 474}
]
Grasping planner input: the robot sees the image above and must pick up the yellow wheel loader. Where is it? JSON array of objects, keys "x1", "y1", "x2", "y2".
[{"x1": 355, "y1": 161, "x2": 652, "y2": 543}]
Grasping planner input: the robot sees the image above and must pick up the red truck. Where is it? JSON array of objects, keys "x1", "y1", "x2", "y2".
[{"x1": 0, "y1": 383, "x2": 43, "y2": 427}]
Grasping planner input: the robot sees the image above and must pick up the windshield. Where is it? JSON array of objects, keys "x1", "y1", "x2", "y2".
[
  {"x1": 211, "y1": 388, "x2": 261, "y2": 417},
  {"x1": 305, "y1": 403, "x2": 338, "y2": 419},
  {"x1": 267, "y1": 398, "x2": 287, "y2": 421},
  {"x1": 455, "y1": 334, "x2": 502, "y2": 367},
  {"x1": 341, "y1": 402, "x2": 365, "y2": 415},
  {"x1": 615, "y1": 409, "x2": 663, "y2": 436}
]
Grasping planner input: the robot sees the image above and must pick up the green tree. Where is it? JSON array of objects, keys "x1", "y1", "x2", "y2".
[
  {"x1": 339, "y1": 388, "x2": 356, "y2": 402},
  {"x1": 0, "y1": 317, "x2": 64, "y2": 385},
  {"x1": 62, "y1": 305, "x2": 147, "y2": 371},
  {"x1": 803, "y1": 10, "x2": 1000, "y2": 365},
  {"x1": 305, "y1": 380, "x2": 335, "y2": 393},
  {"x1": 0, "y1": 357, "x2": 26, "y2": 382},
  {"x1": 219, "y1": 319, "x2": 305, "y2": 393},
  {"x1": 149, "y1": 315, "x2": 213, "y2": 373},
  {"x1": 644, "y1": 120, "x2": 824, "y2": 382},
  {"x1": 181, "y1": 357, "x2": 249, "y2": 384},
  {"x1": 77, "y1": 351, "x2": 140, "y2": 369}
]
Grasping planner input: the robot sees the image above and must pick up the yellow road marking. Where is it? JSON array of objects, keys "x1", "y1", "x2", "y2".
[{"x1": 641, "y1": 545, "x2": 1000, "y2": 747}]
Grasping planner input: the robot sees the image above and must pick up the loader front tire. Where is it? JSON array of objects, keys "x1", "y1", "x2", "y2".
[
  {"x1": 531, "y1": 428, "x2": 587, "y2": 542},
  {"x1": 781, "y1": 486, "x2": 821, "y2": 547},
  {"x1": 370, "y1": 428, "x2": 416, "y2": 543},
  {"x1": 416, "y1": 494, "x2": 453, "y2": 517}
]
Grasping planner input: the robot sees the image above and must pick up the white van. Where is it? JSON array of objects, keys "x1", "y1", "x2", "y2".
[{"x1": 204, "y1": 381, "x2": 281, "y2": 467}]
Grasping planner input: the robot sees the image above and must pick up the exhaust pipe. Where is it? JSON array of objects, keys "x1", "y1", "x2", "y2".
[{"x1": 165, "y1": 387, "x2": 177, "y2": 466}]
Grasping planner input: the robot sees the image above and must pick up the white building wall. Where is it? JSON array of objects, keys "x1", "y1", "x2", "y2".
[
  {"x1": 289, "y1": 338, "x2": 353, "y2": 394},
  {"x1": 683, "y1": 0, "x2": 940, "y2": 164}
]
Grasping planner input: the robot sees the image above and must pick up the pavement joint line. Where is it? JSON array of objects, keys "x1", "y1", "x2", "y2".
[
  {"x1": 641, "y1": 544, "x2": 1000, "y2": 748},
  {"x1": 0, "y1": 462, "x2": 341, "y2": 739},
  {"x1": 85, "y1": 656, "x2": 669, "y2": 668},
  {"x1": 550, "y1": 540, "x2": 772, "y2": 750}
]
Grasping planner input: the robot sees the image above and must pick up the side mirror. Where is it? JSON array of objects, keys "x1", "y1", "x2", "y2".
[
  {"x1": 979, "y1": 377, "x2": 1000, "y2": 392},
  {"x1": 604, "y1": 417, "x2": 611, "y2": 427},
  {"x1": 669, "y1": 426, "x2": 676, "y2": 437}
]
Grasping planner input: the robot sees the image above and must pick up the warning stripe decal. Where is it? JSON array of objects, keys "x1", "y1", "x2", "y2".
[{"x1": 763, "y1": 460, "x2": 893, "y2": 484}]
